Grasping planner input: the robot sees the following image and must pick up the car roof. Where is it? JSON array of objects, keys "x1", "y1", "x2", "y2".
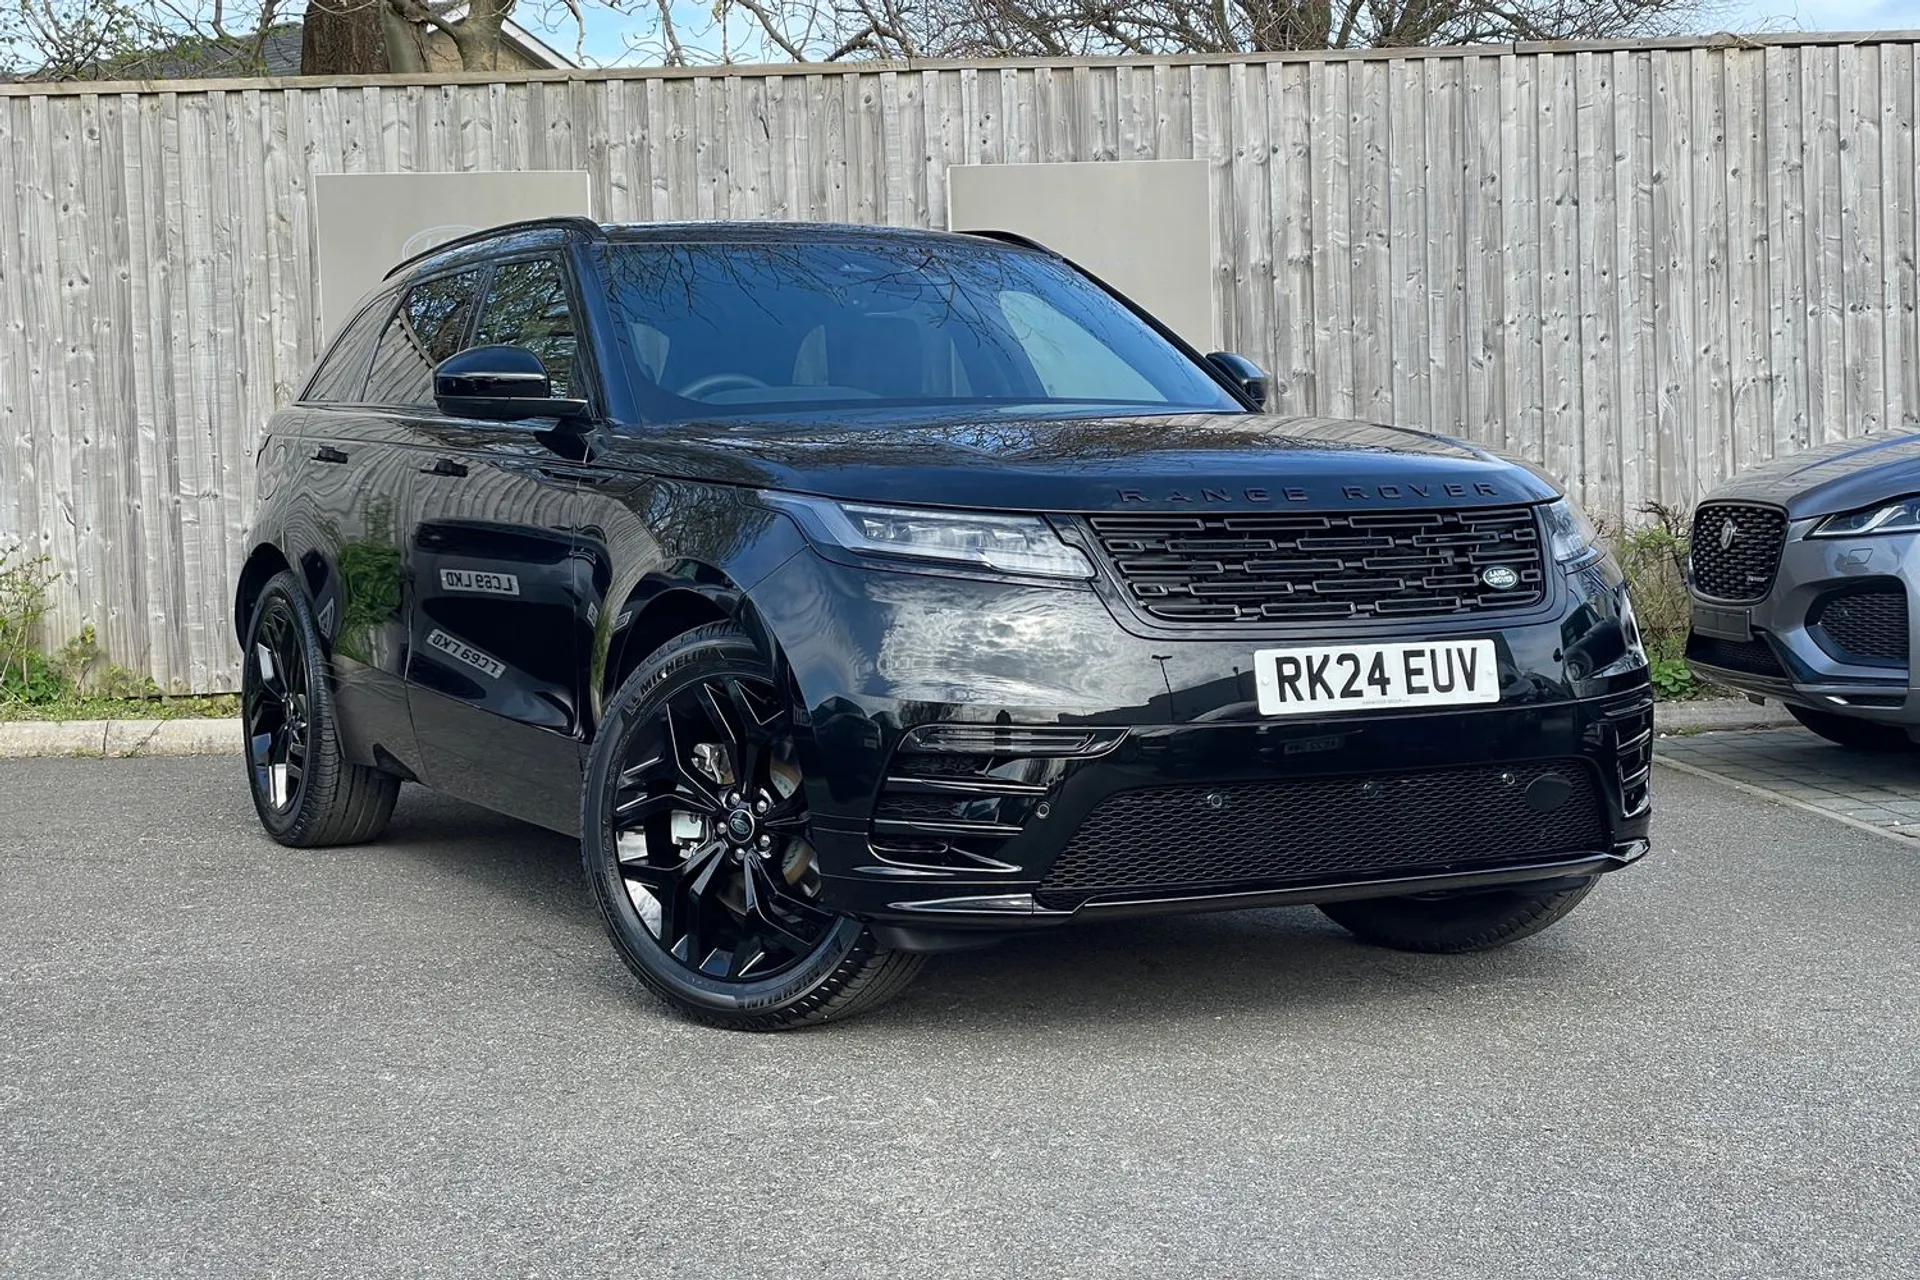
[{"x1": 385, "y1": 217, "x2": 1050, "y2": 282}]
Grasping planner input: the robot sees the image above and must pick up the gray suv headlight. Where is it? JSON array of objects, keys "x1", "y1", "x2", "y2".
[
  {"x1": 763, "y1": 493, "x2": 1095, "y2": 580},
  {"x1": 1810, "y1": 498, "x2": 1920, "y2": 537}
]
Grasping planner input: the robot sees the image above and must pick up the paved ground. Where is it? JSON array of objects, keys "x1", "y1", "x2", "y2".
[
  {"x1": 1659, "y1": 726, "x2": 1920, "y2": 840},
  {"x1": 3, "y1": 759, "x2": 1917, "y2": 1278}
]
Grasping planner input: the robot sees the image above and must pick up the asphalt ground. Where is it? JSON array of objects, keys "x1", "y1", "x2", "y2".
[{"x1": 2, "y1": 757, "x2": 1916, "y2": 1278}]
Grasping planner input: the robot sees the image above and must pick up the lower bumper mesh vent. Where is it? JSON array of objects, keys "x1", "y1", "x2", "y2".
[
  {"x1": 1686, "y1": 632, "x2": 1789, "y2": 679},
  {"x1": 1035, "y1": 761, "x2": 1607, "y2": 910},
  {"x1": 1811, "y1": 584, "x2": 1909, "y2": 666}
]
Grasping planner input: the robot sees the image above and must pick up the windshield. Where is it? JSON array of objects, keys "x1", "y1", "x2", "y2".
[{"x1": 597, "y1": 237, "x2": 1242, "y2": 425}]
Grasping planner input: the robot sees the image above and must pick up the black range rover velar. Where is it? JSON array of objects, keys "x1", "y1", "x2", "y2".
[{"x1": 236, "y1": 218, "x2": 1653, "y2": 1028}]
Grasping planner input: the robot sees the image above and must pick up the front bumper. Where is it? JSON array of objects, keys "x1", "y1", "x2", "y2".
[
  {"x1": 748, "y1": 547, "x2": 1653, "y2": 932},
  {"x1": 1687, "y1": 520, "x2": 1916, "y2": 721}
]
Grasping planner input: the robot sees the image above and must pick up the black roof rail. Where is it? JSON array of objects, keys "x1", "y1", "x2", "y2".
[
  {"x1": 382, "y1": 215, "x2": 605, "y2": 280},
  {"x1": 955, "y1": 227, "x2": 1059, "y2": 256}
]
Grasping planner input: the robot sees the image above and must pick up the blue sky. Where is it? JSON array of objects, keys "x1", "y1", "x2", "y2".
[{"x1": 518, "y1": 1, "x2": 1920, "y2": 69}]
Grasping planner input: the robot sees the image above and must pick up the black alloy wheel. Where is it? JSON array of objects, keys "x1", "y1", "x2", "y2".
[
  {"x1": 246, "y1": 593, "x2": 311, "y2": 817},
  {"x1": 614, "y1": 668, "x2": 831, "y2": 977},
  {"x1": 583, "y1": 622, "x2": 922, "y2": 1029},
  {"x1": 240, "y1": 571, "x2": 399, "y2": 847}
]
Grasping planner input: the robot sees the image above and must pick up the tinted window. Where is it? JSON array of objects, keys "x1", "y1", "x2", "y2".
[
  {"x1": 474, "y1": 259, "x2": 579, "y2": 398},
  {"x1": 302, "y1": 294, "x2": 390, "y2": 403},
  {"x1": 599, "y1": 238, "x2": 1239, "y2": 424},
  {"x1": 364, "y1": 269, "x2": 483, "y2": 406}
]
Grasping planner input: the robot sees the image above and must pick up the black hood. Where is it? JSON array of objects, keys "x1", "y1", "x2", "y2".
[
  {"x1": 1704, "y1": 431, "x2": 1920, "y2": 519},
  {"x1": 595, "y1": 409, "x2": 1554, "y2": 513}
]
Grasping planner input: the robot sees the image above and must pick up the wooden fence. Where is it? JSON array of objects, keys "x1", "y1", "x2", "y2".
[{"x1": 3, "y1": 33, "x2": 1918, "y2": 692}]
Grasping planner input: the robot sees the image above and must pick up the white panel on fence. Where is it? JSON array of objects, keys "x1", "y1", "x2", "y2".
[
  {"x1": 946, "y1": 159, "x2": 1214, "y2": 346},
  {"x1": 312, "y1": 170, "x2": 592, "y2": 338}
]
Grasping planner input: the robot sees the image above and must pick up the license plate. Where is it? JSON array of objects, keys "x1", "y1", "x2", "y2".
[
  {"x1": 1253, "y1": 639, "x2": 1499, "y2": 716},
  {"x1": 1690, "y1": 602, "x2": 1752, "y2": 641}
]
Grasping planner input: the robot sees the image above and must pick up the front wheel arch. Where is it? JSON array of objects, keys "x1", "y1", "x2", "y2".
[{"x1": 592, "y1": 577, "x2": 791, "y2": 734}]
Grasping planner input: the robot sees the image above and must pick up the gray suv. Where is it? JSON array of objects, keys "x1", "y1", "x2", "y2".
[{"x1": 1686, "y1": 433, "x2": 1920, "y2": 748}]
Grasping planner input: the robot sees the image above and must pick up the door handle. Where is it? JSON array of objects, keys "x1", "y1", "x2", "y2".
[
  {"x1": 312, "y1": 445, "x2": 349, "y2": 464},
  {"x1": 419, "y1": 457, "x2": 469, "y2": 477}
]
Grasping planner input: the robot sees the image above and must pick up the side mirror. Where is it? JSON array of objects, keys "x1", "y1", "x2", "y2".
[
  {"x1": 1205, "y1": 351, "x2": 1269, "y2": 410},
  {"x1": 434, "y1": 344, "x2": 590, "y2": 427}
]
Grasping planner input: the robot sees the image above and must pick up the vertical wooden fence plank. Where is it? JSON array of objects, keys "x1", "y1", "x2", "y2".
[
  {"x1": 1462, "y1": 55, "x2": 1505, "y2": 455},
  {"x1": 1274, "y1": 62, "x2": 1316, "y2": 414},
  {"x1": 1765, "y1": 47, "x2": 1810, "y2": 458},
  {"x1": 1803, "y1": 46, "x2": 1848, "y2": 444},
  {"x1": 1839, "y1": 43, "x2": 1885, "y2": 436},
  {"x1": 1500, "y1": 53, "x2": 1544, "y2": 467},
  {"x1": 1725, "y1": 48, "x2": 1773, "y2": 480},
  {"x1": 1576, "y1": 51, "x2": 1621, "y2": 526},
  {"x1": 1234, "y1": 64, "x2": 1275, "y2": 394},
  {"x1": 1352, "y1": 58, "x2": 1393, "y2": 425},
  {"x1": 1690, "y1": 48, "x2": 1732, "y2": 495},
  {"x1": 1388, "y1": 57, "x2": 1430, "y2": 429},
  {"x1": 1881, "y1": 44, "x2": 1918, "y2": 428},
  {"x1": 1540, "y1": 52, "x2": 1585, "y2": 497},
  {"x1": 1426, "y1": 54, "x2": 1467, "y2": 440},
  {"x1": 1310, "y1": 59, "x2": 1355, "y2": 422},
  {"x1": 1614, "y1": 51, "x2": 1657, "y2": 521}
]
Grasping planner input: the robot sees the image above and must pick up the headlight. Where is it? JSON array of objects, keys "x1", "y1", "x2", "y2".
[
  {"x1": 1539, "y1": 497, "x2": 1603, "y2": 567},
  {"x1": 1810, "y1": 497, "x2": 1920, "y2": 537},
  {"x1": 762, "y1": 493, "x2": 1094, "y2": 580}
]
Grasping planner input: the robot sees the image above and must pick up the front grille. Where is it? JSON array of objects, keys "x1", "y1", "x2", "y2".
[
  {"x1": 1686, "y1": 631, "x2": 1789, "y2": 678},
  {"x1": 1811, "y1": 583, "x2": 1909, "y2": 665},
  {"x1": 1689, "y1": 502, "x2": 1788, "y2": 602},
  {"x1": 1034, "y1": 761, "x2": 1606, "y2": 909},
  {"x1": 1085, "y1": 506, "x2": 1547, "y2": 625}
]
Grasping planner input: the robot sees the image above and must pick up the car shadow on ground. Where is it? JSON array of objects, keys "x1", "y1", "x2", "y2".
[{"x1": 363, "y1": 782, "x2": 1605, "y2": 1033}]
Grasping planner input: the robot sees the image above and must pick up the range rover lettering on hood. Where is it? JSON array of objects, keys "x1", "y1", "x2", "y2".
[{"x1": 1117, "y1": 482, "x2": 1504, "y2": 505}]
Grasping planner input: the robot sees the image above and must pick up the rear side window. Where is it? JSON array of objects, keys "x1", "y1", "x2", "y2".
[
  {"x1": 474, "y1": 259, "x2": 579, "y2": 398},
  {"x1": 302, "y1": 295, "x2": 391, "y2": 403},
  {"x1": 364, "y1": 269, "x2": 484, "y2": 406}
]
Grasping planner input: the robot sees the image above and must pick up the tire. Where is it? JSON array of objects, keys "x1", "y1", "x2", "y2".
[
  {"x1": 1318, "y1": 878, "x2": 1598, "y2": 954},
  {"x1": 581, "y1": 622, "x2": 923, "y2": 1031},
  {"x1": 1786, "y1": 704, "x2": 1913, "y2": 750},
  {"x1": 240, "y1": 571, "x2": 399, "y2": 847}
]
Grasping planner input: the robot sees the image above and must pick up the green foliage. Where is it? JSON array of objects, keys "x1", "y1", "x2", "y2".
[
  {"x1": 49, "y1": 625, "x2": 163, "y2": 699},
  {"x1": 0, "y1": 544, "x2": 57, "y2": 702},
  {"x1": 1610, "y1": 502, "x2": 1708, "y2": 700},
  {"x1": 1649, "y1": 656, "x2": 1698, "y2": 700},
  {"x1": 1, "y1": 543, "x2": 180, "y2": 713},
  {"x1": 0, "y1": 692, "x2": 239, "y2": 723}
]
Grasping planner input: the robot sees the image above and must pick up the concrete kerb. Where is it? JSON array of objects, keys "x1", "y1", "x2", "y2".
[
  {"x1": 0, "y1": 718, "x2": 242, "y2": 760},
  {"x1": 1652, "y1": 698, "x2": 1796, "y2": 735}
]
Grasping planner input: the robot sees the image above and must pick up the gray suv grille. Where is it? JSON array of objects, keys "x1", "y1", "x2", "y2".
[
  {"x1": 1086, "y1": 507, "x2": 1547, "y2": 625},
  {"x1": 1689, "y1": 502, "x2": 1787, "y2": 602}
]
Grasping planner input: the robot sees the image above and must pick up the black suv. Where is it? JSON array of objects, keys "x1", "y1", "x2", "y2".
[{"x1": 236, "y1": 218, "x2": 1653, "y2": 1029}]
